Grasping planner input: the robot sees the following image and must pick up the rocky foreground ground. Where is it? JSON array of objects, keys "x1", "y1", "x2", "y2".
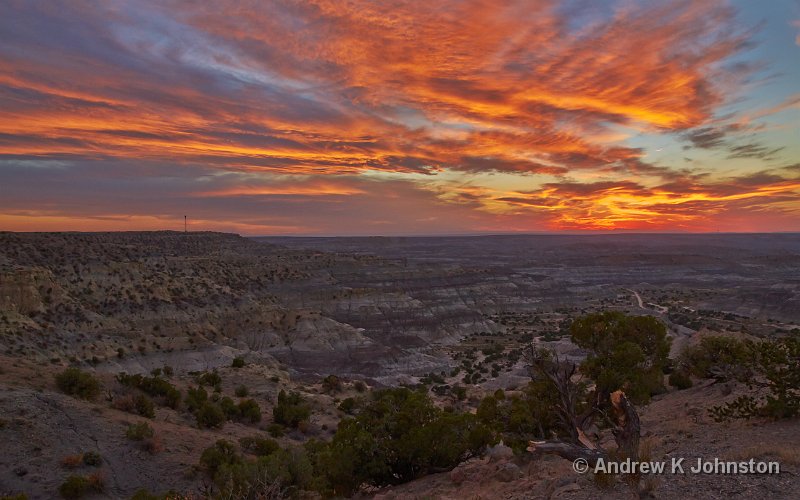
[
  {"x1": 1, "y1": 354, "x2": 798, "y2": 499},
  {"x1": 372, "y1": 380, "x2": 800, "y2": 499}
]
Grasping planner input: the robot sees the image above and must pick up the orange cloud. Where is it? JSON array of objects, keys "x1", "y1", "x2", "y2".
[
  {"x1": 495, "y1": 175, "x2": 800, "y2": 231},
  {"x1": 196, "y1": 179, "x2": 367, "y2": 197},
  {"x1": 0, "y1": 0, "x2": 797, "y2": 233},
  {"x1": 0, "y1": 1, "x2": 751, "y2": 173}
]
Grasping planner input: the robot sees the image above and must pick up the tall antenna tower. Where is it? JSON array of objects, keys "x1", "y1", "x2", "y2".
[{"x1": 184, "y1": 215, "x2": 187, "y2": 233}]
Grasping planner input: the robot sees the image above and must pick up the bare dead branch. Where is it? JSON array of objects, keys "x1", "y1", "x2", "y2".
[{"x1": 527, "y1": 440, "x2": 607, "y2": 466}]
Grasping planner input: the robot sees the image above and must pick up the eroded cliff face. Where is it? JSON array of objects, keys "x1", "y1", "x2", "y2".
[
  {"x1": 0, "y1": 269, "x2": 42, "y2": 314},
  {"x1": 0, "y1": 267, "x2": 65, "y2": 315},
  {"x1": 0, "y1": 232, "x2": 502, "y2": 377}
]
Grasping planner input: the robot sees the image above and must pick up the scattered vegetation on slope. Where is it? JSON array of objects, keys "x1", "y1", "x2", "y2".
[{"x1": 55, "y1": 368, "x2": 101, "y2": 400}]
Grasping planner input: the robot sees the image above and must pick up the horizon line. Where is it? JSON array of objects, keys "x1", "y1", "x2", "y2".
[
  {"x1": 7, "y1": 229, "x2": 800, "y2": 237},
  {"x1": 253, "y1": 230, "x2": 800, "y2": 238}
]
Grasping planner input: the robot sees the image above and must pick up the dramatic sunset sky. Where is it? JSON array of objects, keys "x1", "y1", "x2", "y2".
[{"x1": 1, "y1": 0, "x2": 798, "y2": 235}]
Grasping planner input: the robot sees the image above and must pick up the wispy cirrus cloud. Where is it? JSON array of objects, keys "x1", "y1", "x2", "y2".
[{"x1": 0, "y1": 0, "x2": 798, "y2": 233}]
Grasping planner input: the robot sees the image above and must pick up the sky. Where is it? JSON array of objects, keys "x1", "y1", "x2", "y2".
[{"x1": 0, "y1": 0, "x2": 798, "y2": 235}]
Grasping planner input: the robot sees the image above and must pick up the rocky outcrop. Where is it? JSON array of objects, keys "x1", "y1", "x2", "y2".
[{"x1": 0, "y1": 267, "x2": 60, "y2": 315}]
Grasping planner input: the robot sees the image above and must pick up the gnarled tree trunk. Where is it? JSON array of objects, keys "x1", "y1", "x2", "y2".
[
  {"x1": 527, "y1": 390, "x2": 640, "y2": 464},
  {"x1": 526, "y1": 344, "x2": 641, "y2": 465}
]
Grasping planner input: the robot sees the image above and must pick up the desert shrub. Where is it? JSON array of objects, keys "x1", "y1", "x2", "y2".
[
  {"x1": 710, "y1": 337, "x2": 800, "y2": 421},
  {"x1": 197, "y1": 370, "x2": 222, "y2": 389},
  {"x1": 316, "y1": 387, "x2": 495, "y2": 496},
  {"x1": 273, "y1": 390, "x2": 310, "y2": 428},
  {"x1": 129, "y1": 489, "x2": 179, "y2": 500},
  {"x1": 0, "y1": 494, "x2": 28, "y2": 500},
  {"x1": 116, "y1": 373, "x2": 181, "y2": 409},
  {"x1": 59, "y1": 475, "x2": 90, "y2": 499},
  {"x1": 200, "y1": 440, "x2": 241, "y2": 477},
  {"x1": 755, "y1": 337, "x2": 800, "y2": 418},
  {"x1": 228, "y1": 447, "x2": 317, "y2": 494},
  {"x1": 267, "y1": 423, "x2": 285, "y2": 438},
  {"x1": 220, "y1": 397, "x2": 240, "y2": 420},
  {"x1": 82, "y1": 451, "x2": 102, "y2": 466},
  {"x1": 162, "y1": 387, "x2": 181, "y2": 409},
  {"x1": 570, "y1": 312, "x2": 670, "y2": 404},
  {"x1": 353, "y1": 381, "x2": 367, "y2": 393},
  {"x1": 322, "y1": 375, "x2": 342, "y2": 393},
  {"x1": 232, "y1": 357, "x2": 245, "y2": 368},
  {"x1": 184, "y1": 386, "x2": 208, "y2": 412},
  {"x1": 476, "y1": 379, "x2": 562, "y2": 452},
  {"x1": 134, "y1": 394, "x2": 155, "y2": 418},
  {"x1": 239, "y1": 436, "x2": 280, "y2": 457},
  {"x1": 211, "y1": 470, "x2": 287, "y2": 500},
  {"x1": 196, "y1": 402, "x2": 226, "y2": 429},
  {"x1": 59, "y1": 473, "x2": 103, "y2": 499},
  {"x1": 115, "y1": 373, "x2": 140, "y2": 386},
  {"x1": 129, "y1": 491, "x2": 153, "y2": 500},
  {"x1": 429, "y1": 372, "x2": 446, "y2": 384},
  {"x1": 481, "y1": 344, "x2": 503, "y2": 356},
  {"x1": 238, "y1": 399, "x2": 262, "y2": 424},
  {"x1": 681, "y1": 336, "x2": 754, "y2": 381},
  {"x1": 431, "y1": 384, "x2": 449, "y2": 396},
  {"x1": 129, "y1": 490, "x2": 162, "y2": 500},
  {"x1": 55, "y1": 368, "x2": 101, "y2": 400},
  {"x1": 199, "y1": 440, "x2": 316, "y2": 497},
  {"x1": 338, "y1": 397, "x2": 357, "y2": 415},
  {"x1": 126, "y1": 421, "x2": 154, "y2": 441},
  {"x1": 668, "y1": 371, "x2": 693, "y2": 390},
  {"x1": 234, "y1": 385, "x2": 249, "y2": 397},
  {"x1": 125, "y1": 422, "x2": 161, "y2": 454}
]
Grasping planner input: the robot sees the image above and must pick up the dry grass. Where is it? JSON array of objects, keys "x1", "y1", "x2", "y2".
[
  {"x1": 640, "y1": 475, "x2": 660, "y2": 497},
  {"x1": 592, "y1": 470, "x2": 615, "y2": 490},
  {"x1": 112, "y1": 393, "x2": 136, "y2": 413},
  {"x1": 87, "y1": 471, "x2": 106, "y2": 492},
  {"x1": 639, "y1": 437, "x2": 657, "y2": 461},
  {"x1": 665, "y1": 417, "x2": 694, "y2": 437},
  {"x1": 724, "y1": 444, "x2": 800, "y2": 466},
  {"x1": 144, "y1": 435, "x2": 163, "y2": 455},
  {"x1": 61, "y1": 454, "x2": 83, "y2": 468},
  {"x1": 636, "y1": 437, "x2": 661, "y2": 495}
]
